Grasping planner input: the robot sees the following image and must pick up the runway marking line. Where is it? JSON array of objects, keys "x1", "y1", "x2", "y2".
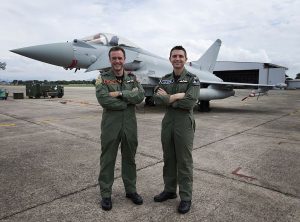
[
  {"x1": 0, "y1": 123, "x2": 16, "y2": 127},
  {"x1": 289, "y1": 109, "x2": 300, "y2": 116}
]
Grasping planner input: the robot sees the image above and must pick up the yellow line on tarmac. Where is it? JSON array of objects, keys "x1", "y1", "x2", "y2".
[
  {"x1": 0, "y1": 123, "x2": 16, "y2": 127},
  {"x1": 289, "y1": 109, "x2": 300, "y2": 116}
]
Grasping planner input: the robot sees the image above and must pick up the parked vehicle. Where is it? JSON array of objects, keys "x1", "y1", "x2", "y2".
[
  {"x1": 0, "y1": 88, "x2": 8, "y2": 100},
  {"x1": 26, "y1": 83, "x2": 64, "y2": 98}
]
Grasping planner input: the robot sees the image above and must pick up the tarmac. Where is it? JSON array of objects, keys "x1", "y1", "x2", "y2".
[{"x1": 0, "y1": 86, "x2": 299, "y2": 222}]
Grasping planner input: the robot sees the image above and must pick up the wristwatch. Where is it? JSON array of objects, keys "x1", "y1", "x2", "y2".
[{"x1": 119, "y1": 91, "x2": 123, "y2": 97}]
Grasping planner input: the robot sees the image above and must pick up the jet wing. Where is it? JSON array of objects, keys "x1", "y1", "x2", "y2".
[
  {"x1": 201, "y1": 80, "x2": 276, "y2": 89},
  {"x1": 147, "y1": 75, "x2": 276, "y2": 89},
  {"x1": 148, "y1": 74, "x2": 280, "y2": 90}
]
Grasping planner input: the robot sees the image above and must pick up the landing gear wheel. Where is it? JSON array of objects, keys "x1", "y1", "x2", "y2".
[
  {"x1": 145, "y1": 96, "x2": 155, "y2": 106},
  {"x1": 198, "y1": 100, "x2": 210, "y2": 112}
]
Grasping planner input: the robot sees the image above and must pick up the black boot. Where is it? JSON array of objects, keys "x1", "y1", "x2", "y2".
[
  {"x1": 178, "y1": 200, "x2": 191, "y2": 214},
  {"x1": 101, "y1": 197, "x2": 112, "y2": 211},
  {"x1": 154, "y1": 191, "x2": 177, "y2": 202},
  {"x1": 126, "y1": 192, "x2": 143, "y2": 205}
]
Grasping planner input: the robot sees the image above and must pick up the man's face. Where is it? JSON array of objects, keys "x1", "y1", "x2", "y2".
[
  {"x1": 109, "y1": 50, "x2": 125, "y2": 74},
  {"x1": 169, "y1": 50, "x2": 187, "y2": 69}
]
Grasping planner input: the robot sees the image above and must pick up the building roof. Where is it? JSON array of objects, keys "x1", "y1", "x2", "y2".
[{"x1": 216, "y1": 61, "x2": 288, "y2": 70}]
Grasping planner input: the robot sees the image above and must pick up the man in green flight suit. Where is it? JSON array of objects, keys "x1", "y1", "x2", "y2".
[
  {"x1": 96, "y1": 46, "x2": 145, "y2": 211},
  {"x1": 153, "y1": 46, "x2": 200, "y2": 214}
]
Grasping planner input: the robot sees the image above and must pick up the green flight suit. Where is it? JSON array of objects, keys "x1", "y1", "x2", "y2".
[
  {"x1": 154, "y1": 68, "x2": 200, "y2": 201},
  {"x1": 96, "y1": 69, "x2": 145, "y2": 198}
]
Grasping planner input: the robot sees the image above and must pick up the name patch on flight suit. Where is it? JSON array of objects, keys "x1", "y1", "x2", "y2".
[
  {"x1": 159, "y1": 79, "x2": 174, "y2": 84},
  {"x1": 178, "y1": 80, "x2": 188, "y2": 83},
  {"x1": 126, "y1": 79, "x2": 135, "y2": 83}
]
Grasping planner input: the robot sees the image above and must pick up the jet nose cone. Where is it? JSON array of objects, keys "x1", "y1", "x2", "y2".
[{"x1": 11, "y1": 42, "x2": 74, "y2": 67}]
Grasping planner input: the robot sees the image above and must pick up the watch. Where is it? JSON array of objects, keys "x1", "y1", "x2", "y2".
[{"x1": 119, "y1": 91, "x2": 123, "y2": 97}]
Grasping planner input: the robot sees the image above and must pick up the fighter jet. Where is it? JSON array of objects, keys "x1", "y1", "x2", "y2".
[{"x1": 11, "y1": 32, "x2": 283, "y2": 111}]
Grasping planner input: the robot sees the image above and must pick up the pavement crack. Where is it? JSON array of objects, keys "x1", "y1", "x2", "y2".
[
  {"x1": 138, "y1": 152, "x2": 161, "y2": 161},
  {"x1": 0, "y1": 183, "x2": 99, "y2": 221},
  {"x1": 0, "y1": 111, "x2": 100, "y2": 144},
  {"x1": 0, "y1": 161, "x2": 163, "y2": 221},
  {"x1": 0, "y1": 112, "x2": 42, "y2": 126},
  {"x1": 244, "y1": 132, "x2": 300, "y2": 142},
  {"x1": 194, "y1": 113, "x2": 291, "y2": 151},
  {"x1": 194, "y1": 167, "x2": 300, "y2": 200}
]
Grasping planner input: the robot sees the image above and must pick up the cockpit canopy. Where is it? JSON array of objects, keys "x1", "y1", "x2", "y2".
[{"x1": 80, "y1": 33, "x2": 139, "y2": 48}]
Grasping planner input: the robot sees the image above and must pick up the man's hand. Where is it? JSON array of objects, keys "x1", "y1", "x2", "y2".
[
  {"x1": 169, "y1": 93, "x2": 185, "y2": 103},
  {"x1": 156, "y1": 88, "x2": 185, "y2": 103},
  {"x1": 157, "y1": 88, "x2": 168, "y2": 96},
  {"x1": 109, "y1": 91, "x2": 121, "y2": 97}
]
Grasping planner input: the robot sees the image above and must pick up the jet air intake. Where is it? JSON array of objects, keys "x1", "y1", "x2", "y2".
[{"x1": 124, "y1": 61, "x2": 141, "y2": 71}]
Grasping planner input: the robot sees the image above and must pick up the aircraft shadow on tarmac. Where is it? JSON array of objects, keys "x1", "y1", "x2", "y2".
[{"x1": 139, "y1": 103, "x2": 280, "y2": 115}]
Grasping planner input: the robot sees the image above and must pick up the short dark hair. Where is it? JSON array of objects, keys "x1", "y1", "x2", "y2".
[
  {"x1": 109, "y1": 46, "x2": 126, "y2": 58},
  {"x1": 169, "y1": 46, "x2": 187, "y2": 58}
]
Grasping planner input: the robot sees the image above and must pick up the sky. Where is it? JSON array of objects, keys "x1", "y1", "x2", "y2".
[{"x1": 1, "y1": 0, "x2": 300, "y2": 81}]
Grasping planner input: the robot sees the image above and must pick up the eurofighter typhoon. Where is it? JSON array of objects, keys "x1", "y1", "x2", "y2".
[{"x1": 11, "y1": 33, "x2": 285, "y2": 111}]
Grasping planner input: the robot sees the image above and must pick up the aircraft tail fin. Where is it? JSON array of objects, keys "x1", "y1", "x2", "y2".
[{"x1": 189, "y1": 39, "x2": 221, "y2": 73}]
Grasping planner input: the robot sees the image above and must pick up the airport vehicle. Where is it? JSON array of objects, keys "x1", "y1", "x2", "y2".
[
  {"x1": 0, "y1": 88, "x2": 8, "y2": 100},
  {"x1": 11, "y1": 32, "x2": 285, "y2": 111},
  {"x1": 26, "y1": 82, "x2": 64, "y2": 98}
]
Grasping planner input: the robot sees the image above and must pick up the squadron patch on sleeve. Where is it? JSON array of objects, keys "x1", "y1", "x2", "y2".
[
  {"x1": 95, "y1": 75, "x2": 102, "y2": 86},
  {"x1": 128, "y1": 72, "x2": 140, "y2": 82},
  {"x1": 192, "y1": 77, "x2": 200, "y2": 86}
]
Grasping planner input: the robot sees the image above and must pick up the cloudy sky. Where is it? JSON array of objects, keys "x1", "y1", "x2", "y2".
[{"x1": 1, "y1": 0, "x2": 300, "y2": 81}]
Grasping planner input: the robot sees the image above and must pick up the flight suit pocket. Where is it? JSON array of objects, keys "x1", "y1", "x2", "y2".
[
  {"x1": 189, "y1": 116, "x2": 196, "y2": 132},
  {"x1": 123, "y1": 81, "x2": 135, "y2": 91},
  {"x1": 162, "y1": 116, "x2": 172, "y2": 128},
  {"x1": 107, "y1": 83, "x2": 120, "y2": 92},
  {"x1": 178, "y1": 81, "x2": 189, "y2": 93},
  {"x1": 163, "y1": 84, "x2": 173, "y2": 95}
]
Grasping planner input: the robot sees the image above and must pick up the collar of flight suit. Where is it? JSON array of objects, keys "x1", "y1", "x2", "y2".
[
  {"x1": 108, "y1": 69, "x2": 132, "y2": 82},
  {"x1": 172, "y1": 68, "x2": 188, "y2": 81}
]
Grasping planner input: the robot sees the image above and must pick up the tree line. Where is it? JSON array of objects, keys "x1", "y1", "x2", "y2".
[{"x1": 11, "y1": 80, "x2": 95, "y2": 85}]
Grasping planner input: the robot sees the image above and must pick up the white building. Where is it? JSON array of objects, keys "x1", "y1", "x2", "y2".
[
  {"x1": 213, "y1": 61, "x2": 287, "y2": 85},
  {"x1": 286, "y1": 79, "x2": 300, "y2": 89}
]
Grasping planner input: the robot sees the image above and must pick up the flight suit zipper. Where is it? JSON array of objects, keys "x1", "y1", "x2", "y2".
[{"x1": 120, "y1": 78, "x2": 125, "y2": 137}]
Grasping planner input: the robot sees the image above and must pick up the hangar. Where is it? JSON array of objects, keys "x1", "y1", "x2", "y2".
[
  {"x1": 213, "y1": 61, "x2": 287, "y2": 85},
  {"x1": 286, "y1": 79, "x2": 300, "y2": 89}
]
